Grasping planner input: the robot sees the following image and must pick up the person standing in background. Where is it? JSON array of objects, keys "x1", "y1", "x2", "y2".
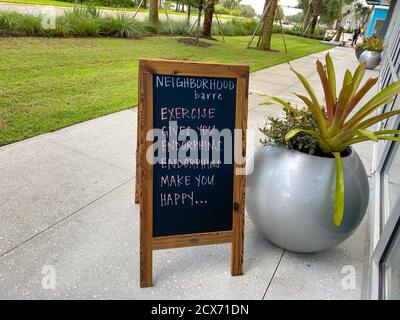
[{"x1": 352, "y1": 27, "x2": 361, "y2": 46}]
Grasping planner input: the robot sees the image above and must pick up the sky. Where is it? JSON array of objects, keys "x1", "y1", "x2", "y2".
[{"x1": 241, "y1": 0, "x2": 369, "y2": 16}]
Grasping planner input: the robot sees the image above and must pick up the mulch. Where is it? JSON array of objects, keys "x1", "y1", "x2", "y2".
[{"x1": 176, "y1": 37, "x2": 212, "y2": 47}]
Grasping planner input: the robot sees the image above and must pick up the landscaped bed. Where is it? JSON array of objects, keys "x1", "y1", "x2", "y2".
[{"x1": 0, "y1": 35, "x2": 331, "y2": 145}]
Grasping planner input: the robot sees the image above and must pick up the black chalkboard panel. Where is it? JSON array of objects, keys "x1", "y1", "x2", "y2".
[{"x1": 152, "y1": 74, "x2": 237, "y2": 237}]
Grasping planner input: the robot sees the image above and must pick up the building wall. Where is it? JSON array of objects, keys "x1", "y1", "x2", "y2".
[
  {"x1": 366, "y1": 6, "x2": 389, "y2": 36},
  {"x1": 369, "y1": 0, "x2": 400, "y2": 300}
]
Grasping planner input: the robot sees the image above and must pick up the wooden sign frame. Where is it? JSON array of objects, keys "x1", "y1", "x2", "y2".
[{"x1": 136, "y1": 59, "x2": 249, "y2": 288}]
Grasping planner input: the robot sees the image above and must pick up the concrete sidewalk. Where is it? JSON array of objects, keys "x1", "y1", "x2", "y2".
[{"x1": 0, "y1": 46, "x2": 376, "y2": 299}]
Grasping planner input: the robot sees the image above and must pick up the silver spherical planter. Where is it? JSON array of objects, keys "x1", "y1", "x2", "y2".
[
  {"x1": 246, "y1": 146, "x2": 369, "y2": 253},
  {"x1": 359, "y1": 50, "x2": 381, "y2": 69}
]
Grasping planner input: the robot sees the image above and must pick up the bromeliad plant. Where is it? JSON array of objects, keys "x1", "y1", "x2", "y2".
[
  {"x1": 355, "y1": 37, "x2": 384, "y2": 52},
  {"x1": 364, "y1": 36, "x2": 384, "y2": 52},
  {"x1": 262, "y1": 53, "x2": 400, "y2": 227}
]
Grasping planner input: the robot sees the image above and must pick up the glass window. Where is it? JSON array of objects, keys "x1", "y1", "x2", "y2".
[
  {"x1": 382, "y1": 224, "x2": 400, "y2": 299},
  {"x1": 372, "y1": 19, "x2": 385, "y2": 37},
  {"x1": 383, "y1": 144, "x2": 400, "y2": 224},
  {"x1": 387, "y1": 147, "x2": 400, "y2": 213}
]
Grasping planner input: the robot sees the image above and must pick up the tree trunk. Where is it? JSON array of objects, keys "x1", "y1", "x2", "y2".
[
  {"x1": 257, "y1": 0, "x2": 270, "y2": 47},
  {"x1": 202, "y1": 0, "x2": 215, "y2": 38},
  {"x1": 302, "y1": 0, "x2": 313, "y2": 32},
  {"x1": 149, "y1": 0, "x2": 159, "y2": 24},
  {"x1": 196, "y1": 0, "x2": 204, "y2": 43},
  {"x1": 335, "y1": 26, "x2": 344, "y2": 42},
  {"x1": 187, "y1": 4, "x2": 191, "y2": 24},
  {"x1": 308, "y1": 0, "x2": 321, "y2": 34},
  {"x1": 257, "y1": 0, "x2": 278, "y2": 51},
  {"x1": 143, "y1": 0, "x2": 147, "y2": 9}
]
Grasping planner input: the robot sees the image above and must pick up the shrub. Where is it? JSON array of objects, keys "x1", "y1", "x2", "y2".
[
  {"x1": 213, "y1": 19, "x2": 258, "y2": 36},
  {"x1": 215, "y1": 6, "x2": 232, "y2": 15},
  {"x1": 143, "y1": 22, "x2": 158, "y2": 34},
  {"x1": 15, "y1": 13, "x2": 44, "y2": 35},
  {"x1": 145, "y1": 19, "x2": 194, "y2": 36},
  {"x1": 0, "y1": 12, "x2": 43, "y2": 35},
  {"x1": 272, "y1": 23, "x2": 326, "y2": 40},
  {"x1": 0, "y1": 12, "x2": 21, "y2": 30},
  {"x1": 260, "y1": 107, "x2": 319, "y2": 155},
  {"x1": 64, "y1": 7, "x2": 101, "y2": 36},
  {"x1": 313, "y1": 26, "x2": 327, "y2": 37},
  {"x1": 53, "y1": 15, "x2": 72, "y2": 37},
  {"x1": 168, "y1": 20, "x2": 195, "y2": 36},
  {"x1": 63, "y1": 0, "x2": 135, "y2": 8},
  {"x1": 0, "y1": 6, "x2": 261, "y2": 39},
  {"x1": 231, "y1": 9, "x2": 241, "y2": 16},
  {"x1": 100, "y1": 13, "x2": 146, "y2": 38}
]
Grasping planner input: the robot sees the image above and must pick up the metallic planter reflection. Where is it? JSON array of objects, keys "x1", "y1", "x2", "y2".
[
  {"x1": 246, "y1": 146, "x2": 369, "y2": 253},
  {"x1": 359, "y1": 50, "x2": 381, "y2": 69}
]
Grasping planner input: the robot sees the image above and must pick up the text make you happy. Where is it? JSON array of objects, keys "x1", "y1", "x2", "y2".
[{"x1": 155, "y1": 75, "x2": 236, "y2": 102}]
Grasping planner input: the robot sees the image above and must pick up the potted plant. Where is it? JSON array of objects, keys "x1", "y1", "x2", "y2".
[
  {"x1": 355, "y1": 41, "x2": 365, "y2": 60},
  {"x1": 246, "y1": 53, "x2": 400, "y2": 253},
  {"x1": 359, "y1": 37, "x2": 384, "y2": 69}
]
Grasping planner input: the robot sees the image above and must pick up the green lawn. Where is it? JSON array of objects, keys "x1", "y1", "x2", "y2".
[{"x1": 0, "y1": 35, "x2": 330, "y2": 145}]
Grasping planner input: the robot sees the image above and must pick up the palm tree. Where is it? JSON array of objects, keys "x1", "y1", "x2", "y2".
[
  {"x1": 333, "y1": 6, "x2": 352, "y2": 41},
  {"x1": 202, "y1": 0, "x2": 215, "y2": 38},
  {"x1": 308, "y1": 0, "x2": 321, "y2": 34},
  {"x1": 302, "y1": 0, "x2": 313, "y2": 32},
  {"x1": 149, "y1": 0, "x2": 159, "y2": 24},
  {"x1": 257, "y1": 0, "x2": 278, "y2": 51}
]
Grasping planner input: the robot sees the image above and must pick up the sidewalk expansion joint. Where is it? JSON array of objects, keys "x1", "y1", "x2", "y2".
[
  {"x1": 262, "y1": 249, "x2": 285, "y2": 300},
  {"x1": 0, "y1": 177, "x2": 135, "y2": 259}
]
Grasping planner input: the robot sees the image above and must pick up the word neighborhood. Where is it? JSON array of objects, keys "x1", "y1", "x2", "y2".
[{"x1": 155, "y1": 75, "x2": 236, "y2": 101}]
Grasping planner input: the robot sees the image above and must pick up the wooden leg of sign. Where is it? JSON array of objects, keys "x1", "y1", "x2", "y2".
[
  {"x1": 231, "y1": 201, "x2": 244, "y2": 276},
  {"x1": 135, "y1": 143, "x2": 140, "y2": 203},
  {"x1": 135, "y1": 71, "x2": 143, "y2": 204},
  {"x1": 139, "y1": 70, "x2": 154, "y2": 288},
  {"x1": 231, "y1": 75, "x2": 248, "y2": 276},
  {"x1": 140, "y1": 229, "x2": 153, "y2": 287}
]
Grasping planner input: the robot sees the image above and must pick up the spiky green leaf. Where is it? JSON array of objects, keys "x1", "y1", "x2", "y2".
[
  {"x1": 326, "y1": 53, "x2": 337, "y2": 104},
  {"x1": 341, "y1": 77, "x2": 378, "y2": 123},
  {"x1": 351, "y1": 63, "x2": 366, "y2": 97},
  {"x1": 342, "y1": 69, "x2": 353, "y2": 88},
  {"x1": 316, "y1": 59, "x2": 335, "y2": 122},
  {"x1": 333, "y1": 152, "x2": 344, "y2": 227},
  {"x1": 356, "y1": 109, "x2": 400, "y2": 129},
  {"x1": 374, "y1": 130, "x2": 400, "y2": 135},
  {"x1": 294, "y1": 93, "x2": 330, "y2": 138},
  {"x1": 357, "y1": 129, "x2": 378, "y2": 141},
  {"x1": 345, "y1": 80, "x2": 400, "y2": 128},
  {"x1": 290, "y1": 64, "x2": 321, "y2": 112}
]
